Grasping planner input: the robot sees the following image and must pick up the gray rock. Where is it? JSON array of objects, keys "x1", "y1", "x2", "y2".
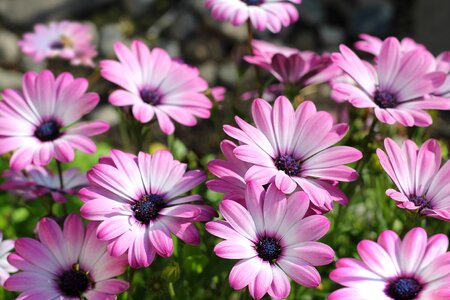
[
  {"x1": 0, "y1": 29, "x2": 20, "y2": 65},
  {"x1": 0, "y1": 68, "x2": 23, "y2": 90},
  {"x1": 0, "y1": 0, "x2": 114, "y2": 27}
]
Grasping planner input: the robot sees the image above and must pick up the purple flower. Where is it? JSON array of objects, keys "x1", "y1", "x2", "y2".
[
  {"x1": 0, "y1": 232, "x2": 16, "y2": 286},
  {"x1": 0, "y1": 70, "x2": 109, "y2": 170},
  {"x1": 80, "y1": 150, "x2": 216, "y2": 268},
  {"x1": 206, "y1": 182, "x2": 334, "y2": 299},
  {"x1": 4, "y1": 215, "x2": 129, "y2": 299},
  {"x1": 330, "y1": 227, "x2": 450, "y2": 299}
]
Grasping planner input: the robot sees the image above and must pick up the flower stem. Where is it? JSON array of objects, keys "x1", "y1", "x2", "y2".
[
  {"x1": 55, "y1": 160, "x2": 64, "y2": 190},
  {"x1": 246, "y1": 19, "x2": 262, "y2": 96}
]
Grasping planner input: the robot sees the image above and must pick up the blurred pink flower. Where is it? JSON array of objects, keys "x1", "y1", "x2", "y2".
[
  {"x1": 80, "y1": 150, "x2": 216, "y2": 268},
  {"x1": 100, "y1": 40, "x2": 212, "y2": 134},
  {"x1": 355, "y1": 33, "x2": 426, "y2": 57},
  {"x1": 332, "y1": 37, "x2": 450, "y2": 126},
  {"x1": 329, "y1": 227, "x2": 450, "y2": 299},
  {"x1": 4, "y1": 214, "x2": 129, "y2": 299},
  {"x1": 19, "y1": 21, "x2": 97, "y2": 67},
  {"x1": 245, "y1": 40, "x2": 341, "y2": 86},
  {"x1": 206, "y1": 182, "x2": 334, "y2": 300},
  {"x1": 377, "y1": 138, "x2": 450, "y2": 221},
  {"x1": 0, "y1": 166, "x2": 87, "y2": 203},
  {"x1": 0, "y1": 70, "x2": 109, "y2": 170},
  {"x1": 223, "y1": 96, "x2": 361, "y2": 210},
  {"x1": 210, "y1": 86, "x2": 226, "y2": 102},
  {"x1": 0, "y1": 232, "x2": 16, "y2": 286},
  {"x1": 205, "y1": 0, "x2": 301, "y2": 33}
]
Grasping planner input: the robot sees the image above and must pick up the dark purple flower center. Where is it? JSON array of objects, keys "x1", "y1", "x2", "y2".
[
  {"x1": 59, "y1": 267, "x2": 91, "y2": 297},
  {"x1": 409, "y1": 195, "x2": 430, "y2": 210},
  {"x1": 242, "y1": 0, "x2": 264, "y2": 5},
  {"x1": 256, "y1": 237, "x2": 281, "y2": 262},
  {"x1": 50, "y1": 41, "x2": 65, "y2": 50},
  {"x1": 34, "y1": 120, "x2": 61, "y2": 142},
  {"x1": 385, "y1": 277, "x2": 422, "y2": 300},
  {"x1": 274, "y1": 155, "x2": 301, "y2": 176},
  {"x1": 140, "y1": 89, "x2": 161, "y2": 105},
  {"x1": 374, "y1": 90, "x2": 397, "y2": 108},
  {"x1": 132, "y1": 194, "x2": 165, "y2": 225}
]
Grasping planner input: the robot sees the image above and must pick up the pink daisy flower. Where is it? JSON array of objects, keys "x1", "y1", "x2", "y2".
[
  {"x1": 0, "y1": 70, "x2": 109, "y2": 170},
  {"x1": 100, "y1": 40, "x2": 212, "y2": 135},
  {"x1": 80, "y1": 149, "x2": 216, "y2": 268},
  {"x1": 355, "y1": 33, "x2": 426, "y2": 57},
  {"x1": 206, "y1": 182, "x2": 334, "y2": 300},
  {"x1": 0, "y1": 232, "x2": 16, "y2": 286},
  {"x1": 19, "y1": 21, "x2": 97, "y2": 67},
  {"x1": 0, "y1": 166, "x2": 87, "y2": 203},
  {"x1": 245, "y1": 39, "x2": 341, "y2": 86},
  {"x1": 205, "y1": 0, "x2": 301, "y2": 33},
  {"x1": 4, "y1": 214, "x2": 129, "y2": 299},
  {"x1": 223, "y1": 96, "x2": 362, "y2": 210},
  {"x1": 329, "y1": 227, "x2": 450, "y2": 300},
  {"x1": 377, "y1": 138, "x2": 450, "y2": 221},
  {"x1": 332, "y1": 37, "x2": 450, "y2": 127}
]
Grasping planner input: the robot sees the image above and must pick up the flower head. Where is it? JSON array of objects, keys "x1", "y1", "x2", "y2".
[
  {"x1": 245, "y1": 40, "x2": 341, "y2": 86},
  {"x1": 4, "y1": 214, "x2": 129, "y2": 299},
  {"x1": 355, "y1": 34, "x2": 426, "y2": 57},
  {"x1": 223, "y1": 96, "x2": 361, "y2": 211},
  {"x1": 377, "y1": 138, "x2": 450, "y2": 221},
  {"x1": 206, "y1": 182, "x2": 334, "y2": 299},
  {"x1": 0, "y1": 166, "x2": 87, "y2": 203},
  {"x1": 0, "y1": 232, "x2": 16, "y2": 286},
  {"x1": 329, "y1": 227, "x2": 450, "y2": 299},
  {"x1": 80, "y1": 149, "x2": 216, "y2": 268},
  {"x1": 332, "y1": 37, "x2": 450, "y2": 127},
  {"x1": 100, "y1": 40, "x2": 212, "y2": 134},
  {"x1": 19, "y1": 21, "x2": 97, "y2": 67},
  {"x1": 0, "y1": 70, "x2": 109, "y2": 170},
  {"x1": 205, "y1": 0, "x2": 301, "y2": 33}
]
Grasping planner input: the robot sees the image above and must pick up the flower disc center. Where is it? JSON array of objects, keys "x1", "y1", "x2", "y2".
[
  {"x1": 374, "y1": 90, "x2": 397, "y2": 108},
  {"x1": 132, "y1": 194, "x2": 165, "y2": 225},
  {"x1": 59, "y1": 268, "x2": 91, "y2": 297},
  {"x1": 140, "y1": 89, "x2": 161, "y2": 105},
  {"x1": 256, "y1": 237, "x2": 281, "y2": 262},
  {"x1": 34, "y1": 120, "x2": 61, "y2": 142},
  {"x1": 385, "y1": 277, "x2": 422, "y2": 300},
  {"x1": 274, "y1": 154, "x2": 301, "y2": 176}
]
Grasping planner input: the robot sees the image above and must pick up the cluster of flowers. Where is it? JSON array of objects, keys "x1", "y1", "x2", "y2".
[{"x1": 0, "y1": 0, "x2": 448, "y2": 299}]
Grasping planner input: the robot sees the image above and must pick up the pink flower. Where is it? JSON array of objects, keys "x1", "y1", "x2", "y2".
[
  {"x1": 377, "y1": 138, "x2": 450, "y2": 221},
  {"x1": 355, "y1": 33, "x2": 426, "y2": 57},
  {"x1": 245, "y1": 40, "x2": 341, "y2": 86},
  {"x1": 223, "y1": 96, "x2": 362, "y2": 210},
  {"x1": 80, "y1": 150, "x2": 216, "y2": 268},
  {"x1": 206, "y1": 182, "x2": 334, "y2": 300},
  {"x1": 0, "y1": 70, "x2": 109, "y2": 170},
  {"x1": 0, "y1": 232, "x2": 16, "y2": 286},
  {"x1": 210, "y1": 86, "x2": 226, "y2": 102},
  {"x1": 205, "y1": 0, "x2": 301, "y2": 33},
  {"x1": 0, "y1": 166, "x2": 87, "y2": 203},
  {"x1": 100, "y1": 40, "x2": 212, "y2": 134},
  {"x1": 329, "y1": 227, "x2": 450, "y2": 299},
  {"x1": 332, "y1": 37, "x2": 450, "y2": 127},
  {"x1": 4, "y1": 214, "x2": 129, "y2": 299},
  {"x1": 19, "y1": 21, "x2": 97, "y2": 67}
]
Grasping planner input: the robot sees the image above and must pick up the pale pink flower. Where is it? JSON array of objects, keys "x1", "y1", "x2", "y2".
[
  {"x1": 223, "y1": 96, "x2": 361, "y2": 211},
  {"x1": 80, "y1": 150, "x2": 216, "y2": 268},
  {"x1": 205, "y1": 0, "x2": 301, "y2": 33},
  {"x1": 206, "y1": 182, "x2": 334, "y2": 300},
  {"x1": 0, "y1": 70, "x2": 109, "y2": 170},
  {"x1": 211, "y1": 86, "x2": 226, "y2": 102},
  {"x1": 332, "y1": 37, "x2": 450, "y2": 126},
  {"x1": 329, "y1": 227, "x2": 450, "y2": 300},
  {"x1": 355, "y1": 33, "x2": 426, "y2": 57},
  {"x1": 19, "y1": 21, "x2": 97, "y2": 67},
  {"x1": 4, "y1": 214, "x2": 129, "y2": 299},
  {"x1": 0, "y1": 232, "x2": 16, "y2": 286},
  {"x1": 100, "y1": 40, "x2": 212, "y2": 134},
  {"x1": 377, "y1": 138, "x2": 450, "y2": 221},
  {"x1": 0, "y1": 166, "x2": 87, "y2": 203}
]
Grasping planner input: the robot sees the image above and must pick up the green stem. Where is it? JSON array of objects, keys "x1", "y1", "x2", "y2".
[
  {"x1": 127, "y1": 267, "x2": 135, "y2": 300},
  {"x1": 55, "y1": 160, "x2": 64, "y2": 190}
]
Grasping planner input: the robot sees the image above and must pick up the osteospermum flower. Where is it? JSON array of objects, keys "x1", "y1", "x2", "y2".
[
  {"x1": 377, "y1": 138, "x2": 450, "y2": 221},
  {"x1": 329, "y1": 227, "x2": 450, "y2": 300},
  {"x1": 19, "y1": 21, "x2": 97, "y2": 67},
  {"x1": 100, "y1": 40, "x2": 212, "y2": 134},
  {"x1": 245, "y1": 39, "x2": 341, "y2": 86},
  {"x1": 0, "y1": 166, "x2": 87, "y2": 203},
  {"x1": 80, "y1": 150, "x2": 216, "y2": 268},
  {"x1": 4, "y1": 214, "x2": 129, "y2": 299},
  {"x1": 205, "y1": 0, "x2": 301, "y2": 33},
  {"x1": 0, "y1": 70, "x2": 109, "y2": 170},
  {"x1": 332, "y1": 37, "x2": 450, "y2": 127},
  {"x1": 223, "y1": 96, "x2": 362, "y2": 210},
  {"x1": 355, "y1": 33, "x2": 426, "y2": 57},
  {"x1": 0, "y1": 232, "x2": 16, "y2": 286},
  {"x1": 206, "y1": 182, "x2": 334, "y2": 300}
]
